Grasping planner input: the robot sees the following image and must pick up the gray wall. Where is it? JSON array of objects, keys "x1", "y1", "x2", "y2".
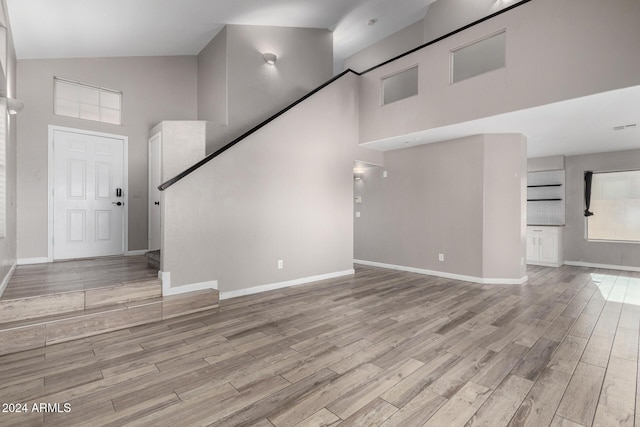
[
  {"x1": 358, "y1": 0, "x2": 640, "y2": 144},
  {"x1": 528, "y1": 155, "x2": 565, "y2": 172},
  {"x1": 197, "y1": 24, "x2": 333, "y2": 151},
  {"x1": 482, "y1": 134, "x2": 527, "y2": 280},
  {"x1": 423, "y1": 0, "x2": 511, "y2": 42},
  {"x1": 342, "y1": 0, "x2": 517, "y2": 74},
  {"x1": 197, "y1": 27, "x2": 227, "y2": 126},
  {"x1": 344, "y1": 20, "x2": 425, "y2": 73},
  {"x1": 0, "y1": 0, "x2": 17, "y2": 289},
  {"x1": 149, "y1": 121, "x2": 207, "y2": 182},
  {"x1": 355, "y1": 134, "x2": 526, "y2": 281},
  {"x1": 16, "y1": 56, "x2": 197, "y2": 259},
  {"x1": 565, "y1": 149, "x2": 640, "y2": 268},
  {"x1": 163, "y1": 73, "x2": 381, "y2": 293}
]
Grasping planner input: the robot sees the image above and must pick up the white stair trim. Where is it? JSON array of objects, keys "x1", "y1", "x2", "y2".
[{"x1": 127, "y1": 249, "x2": 149, "y2": 256}]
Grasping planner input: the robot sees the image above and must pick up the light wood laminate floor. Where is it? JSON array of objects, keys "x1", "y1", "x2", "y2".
[
  {"x1": 2, "y1": 256, "x2": 158, "y2": 300},
  {"x1": 0, "y1": 264, "x2": 638, "y2": 426}
]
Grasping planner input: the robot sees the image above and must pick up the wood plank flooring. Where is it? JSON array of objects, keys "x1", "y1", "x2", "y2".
[
  {"x1": 0, "y1": 264, "x2": 639, "y2": 426},
  {"x1": 2, "y1": 256, "x2": 158, "y2": 300}
]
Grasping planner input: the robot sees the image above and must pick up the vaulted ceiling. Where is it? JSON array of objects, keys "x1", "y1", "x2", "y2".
[
  {"x1": 6, "y1": 0, "x2": 640, "y2": 158},
  {"x1": 6, "y1": 0, "x2": 432, "y2": 66}
]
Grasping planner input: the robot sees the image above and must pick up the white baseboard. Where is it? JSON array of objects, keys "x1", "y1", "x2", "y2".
[
  {"x1": 126, "y1": 249, "x2": 149, "y2": 256},
  {"x1": 527, "y1": 261, "x2": 564, "y2": 268},
  {"x1": 220, "y1": 269, "x2": 355, "y2": 300},
  {"x1": 354, "y1": 260, "x2": 528, "y2": 285},
  {"x1": 0, "y1": 262, "x2": 17, "y2": 299},
  {"x1": 564, "y1": 261, "x2": 640, "y2": 273},
  {"x1": 17, "y1": 257, "x2": 49, "y2": 265},
  {"x1": 159, "y1": 270, "x2": 219, "y2": 296}
]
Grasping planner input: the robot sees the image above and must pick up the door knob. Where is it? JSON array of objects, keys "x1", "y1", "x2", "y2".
[
  {"x1": 154, "y1": 201, "x2": 160, "y2": 205},
  {"x1": 112, "y1": 202, "x2": 123, "y2": 206}
]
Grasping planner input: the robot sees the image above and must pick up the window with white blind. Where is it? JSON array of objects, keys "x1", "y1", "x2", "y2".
[
  {"x1": 587, "y1": 170, "x2": 640, "y2": 242},
  {"x1": 54, "y1": 77, "x2": 122, "y2": 125}
]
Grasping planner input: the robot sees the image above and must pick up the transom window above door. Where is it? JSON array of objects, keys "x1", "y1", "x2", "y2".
[{"x1": 53, "y1": 77, "x2": 122, "y2": 125}]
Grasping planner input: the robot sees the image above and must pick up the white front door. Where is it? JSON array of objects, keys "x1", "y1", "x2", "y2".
[
  {"x1": 148, "y1": 133, "x2": 162, "y2": 251},
  {"x1": 53, "y1": 128, "x2": 125, "y2": 260}
]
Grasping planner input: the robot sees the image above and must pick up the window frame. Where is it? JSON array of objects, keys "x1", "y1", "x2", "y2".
[
  {"x1": 450, "y1": 29, "x2": 506, "y2": 84},
  {"x1": 380, "y1": 64, "x2": 419, "y2": 106},
  {"x1": 586, "y1": 168, "x2": 640, "y2": 244},
  {"x1": 53, "y1": 76, "x2": 123, "y2": 126}
]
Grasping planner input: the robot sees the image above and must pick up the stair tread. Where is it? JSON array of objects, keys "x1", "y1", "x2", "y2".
[
  {"x1": 1, "y1": 277, "x2": 162, "y2": 302},
  {"x1": 0, "y1": 289, "x2": 219, "y2": 332},
  {"x1": 0, "y1": 278, "x2": 163, "y2": 324},
  {"x1": 0, "y1": 298, "x2": 164, "y2": 331}
]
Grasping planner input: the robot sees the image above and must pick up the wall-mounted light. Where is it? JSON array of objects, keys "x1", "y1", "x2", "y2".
[
  {"x1": 0, "y1": 96, "x2": 24, "y2": 114},
  {"x1": 263, "y1": 53, "x2": 277, "y2": 65},
  {"x1": 7, "y1": 98, "x2": 24, "y2": 114}
]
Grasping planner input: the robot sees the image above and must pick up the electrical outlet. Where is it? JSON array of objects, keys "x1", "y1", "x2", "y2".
[
  {"x1": 278, "y1": 260, "x2": 283, "y2": 269},
  {"x1": 438, "y1": 253, "x2": 444, "y2": 262},
  {"x1": 355, "y1": 211, "x2": 361, "y2": 218},
  {"x1": 383, "y1": 171, "x2": 388, "y2": 178}
]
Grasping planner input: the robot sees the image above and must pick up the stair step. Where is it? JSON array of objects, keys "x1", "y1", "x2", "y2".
[
  {"x1": 0, "y1": 278, "x2": 162, "y2": 323},
  {"x1": 0, "y1": 291, "x2": 85, "y2": 324},
  {"x1": 85, "y1": 278, "x2": 161, "y2": 309},
  {"x1": 0, "y1": 289, "x2": 219, "y2": 356},
  {"x1": 145, "y1": 250, "x2": 161, "y2": 270}
]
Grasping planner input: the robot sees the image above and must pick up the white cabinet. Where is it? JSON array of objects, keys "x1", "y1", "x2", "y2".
[{"x1": 527, "y1": 226, "x2": 563, "y2": 267}]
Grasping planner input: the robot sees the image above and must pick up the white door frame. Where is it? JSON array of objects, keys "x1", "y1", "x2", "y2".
[
  {"x1": 48, "y1": 125, "x2": 129, "y2": 262},
  {"x1": 148, "y1": 131, "x2": 162, "y2": 251}
]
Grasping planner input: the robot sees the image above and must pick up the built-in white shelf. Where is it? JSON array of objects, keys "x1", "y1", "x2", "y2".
[{"x1": 527, "y1": 170, "x2": 565, "y2": 226}]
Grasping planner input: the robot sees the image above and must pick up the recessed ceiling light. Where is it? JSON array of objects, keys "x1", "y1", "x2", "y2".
[{"x1": 368, "y1": 18, "x2": 378, "y2": 26}]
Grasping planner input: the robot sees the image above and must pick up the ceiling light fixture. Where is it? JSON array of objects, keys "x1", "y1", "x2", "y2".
[{"x1": 263, "y1": 53, "x2": 277, "y2": 65}]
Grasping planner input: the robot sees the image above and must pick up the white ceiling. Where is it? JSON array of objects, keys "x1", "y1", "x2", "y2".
[
  {"x1": 361, "y1": 85, "x2": 640, "y2": 158},
  {"x1": 5, "y1": 0, "x2": 431, "y2": 65},
  {"x1": 6, "y1": 0, "x2": 639, "y2": 159}
]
